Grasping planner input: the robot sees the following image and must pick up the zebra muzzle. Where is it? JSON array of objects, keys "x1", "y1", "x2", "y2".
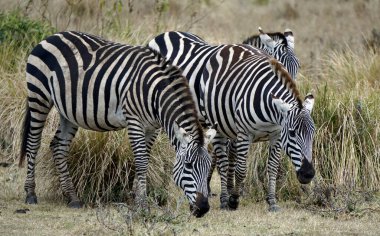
[
  {"x1": 296, "y1": 158, "x2": 315, "y2": 184},
  {"x1": 190, "y1": 192, "x2": 210, "y2": 217}
]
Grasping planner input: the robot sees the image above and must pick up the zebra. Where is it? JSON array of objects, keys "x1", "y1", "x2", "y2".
[
  {"x1": 219, "y1": 27, "x2": 301, "y2": 197},
  {"x1": 199, "y1": 44, "x2": 315, "y2": 211},
  {"x1": 242, "y1": 27, "x2": 300, "y2": 80},
  {"x1": 19, "y1": 31, "x2": 216, "y2": 217},
  {"x1": 148, "y1": 30, "x2": 307, "y2": 210}
]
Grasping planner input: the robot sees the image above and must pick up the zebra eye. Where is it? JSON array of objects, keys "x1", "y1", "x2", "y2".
[{"x1": 289, "y1": 129, "x2": 296, "y2": 138}]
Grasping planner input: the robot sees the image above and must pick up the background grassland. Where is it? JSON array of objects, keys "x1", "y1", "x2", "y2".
[{"x1": 1, "y1": 0, "x2": 380, "y2": 235}]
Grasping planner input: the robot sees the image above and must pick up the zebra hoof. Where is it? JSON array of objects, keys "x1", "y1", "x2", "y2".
[
  {"x1": 268, "y1": 204, "x2": 280, "y2": 212},
  {"x1": 227, "y1": 195, "x2": 239, "y2": 210},
  {"x1": 220, "y1": 201, "x2": 229, "y2": 209},
  {"x1": 25, "y1": 193, "x2": 38, "y2": 204},
  {"x1": 67, "y1": 200, "x2": 83, "y2": 208}
]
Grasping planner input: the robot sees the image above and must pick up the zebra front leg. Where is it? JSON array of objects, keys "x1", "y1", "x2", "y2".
[
  {"x1": 266, "y1": 139, "x2": 282, "y2": 212},
  {"x1": 50, "y1": 116, "x2": 81, "y2": 208},
  {"x1": 227, "y1": 140, "x2": 237, "y2": 195},
  {"x1": 211, "y1": 135, "x2": 230, "y2": 209},
  {"x1": 206, "y1": 145, "x2": 218, "y2": 197},
  {"x1": 128, "y1": 124, "x2": 150, "y2": 210},
  {"x1": 228, "y1": 133, "x2": 250, "y2": 210}
]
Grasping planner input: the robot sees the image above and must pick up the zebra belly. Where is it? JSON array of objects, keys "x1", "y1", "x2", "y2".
[
  {"x1": 53, "y1": 101, "x2": 128, "y2": 132},
  {"x1": 48, "y1": 78, "x2": 125, "y2": 131}
]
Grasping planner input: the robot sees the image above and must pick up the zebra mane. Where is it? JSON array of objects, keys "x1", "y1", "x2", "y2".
[
  {"x1": 269, "y1": 59, "x2": 303, "y2": 108},
  {"x1": 243, "y1": 32, "x2": 288, "y2": 47},
  {"x1": 146, "y1": 47, "x2": 205, "y2": 146}
]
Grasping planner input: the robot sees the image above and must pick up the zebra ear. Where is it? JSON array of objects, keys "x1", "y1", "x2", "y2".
[
  {"x1": 205, "y1": 123, "x2": 217, "y2": 146},
  {"x1": 173, "y1": 121, "x2": 192, "y2": 144},
  {"x1": 259, "y1": 27, "x2": 275, "y2": 53},
  {"x1": 271, "y1": 94, "x2": 292, "y2": 114},
  {"x1": 303, "y1": 93, "x2": 314, "y2": 113},
  {"x1": 284, "y1": 28, "x2": 295, "y2": 50}
]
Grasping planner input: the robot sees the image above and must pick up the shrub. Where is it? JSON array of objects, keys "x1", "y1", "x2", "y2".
[{"x1": 0, "y1": 10, "x2": 55, "y2": 71}]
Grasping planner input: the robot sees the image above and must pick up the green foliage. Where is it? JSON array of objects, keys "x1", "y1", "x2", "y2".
[
  {"x1": 254, "y1": 0, "x2": 270, "y2": 6},
  {"x1": 0, "y1": 10, "x2": 55, "y2": 49},
  {"x1": 0, "y1": 10, "x2": 55, "y2": 71}
]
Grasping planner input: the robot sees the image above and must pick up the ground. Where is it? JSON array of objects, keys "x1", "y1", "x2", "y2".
[{"x1": 1, "y1": 166, "x2": 379, "y2": 235}]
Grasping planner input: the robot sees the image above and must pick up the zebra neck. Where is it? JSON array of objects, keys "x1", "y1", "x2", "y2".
[{"x1": 154, "y1": 80, "x2": 204, "y2": 149}]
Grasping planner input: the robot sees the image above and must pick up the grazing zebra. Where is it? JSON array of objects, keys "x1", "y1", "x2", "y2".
[
  {"x1": 220, "y1": 27, "x2": 301, "y2": 198},
  {"x1": 242, "y1": 27, "x2": 300, "y2": 80},
  {"x1": 148, "y1": 30, "x2": 307, "y2": 210},
  {"x1": 200, "y1": 45, "x2": 315, "y2": 211},
  {"x1": 19, "y1": 31, "x2": 216, "y2": 217}
]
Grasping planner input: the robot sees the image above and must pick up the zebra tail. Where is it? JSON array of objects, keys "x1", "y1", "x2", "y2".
[{"x1": 19, "y1": 102, "x2": 31, "y2": 168}]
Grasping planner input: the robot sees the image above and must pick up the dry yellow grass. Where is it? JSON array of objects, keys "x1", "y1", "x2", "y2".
[{"x1": 1, "y1": 0, "x2": 379, "y2": 65}]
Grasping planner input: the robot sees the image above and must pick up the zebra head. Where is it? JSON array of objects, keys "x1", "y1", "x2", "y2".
[
  {"x1": 259, "y1": 27, "x2": 300, "y2": 80},
  {"x1": 172, "y1": 122, "x2": 216, "y2": 217},
  {"x1": 273, "y1": 94, "x2": 316, "y2": 184}
]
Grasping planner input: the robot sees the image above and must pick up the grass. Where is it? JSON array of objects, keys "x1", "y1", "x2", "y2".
[
  {"x1": 0, "y1": 1, "x2": 380, "y2": 235},
  {"x1": 1, "y1": 170, "x2": 380, "y2": 235}
]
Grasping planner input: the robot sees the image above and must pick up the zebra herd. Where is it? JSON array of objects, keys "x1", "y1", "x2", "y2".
[{"x1": 19, "y1": 28, "x2": 315, "y2": 217}]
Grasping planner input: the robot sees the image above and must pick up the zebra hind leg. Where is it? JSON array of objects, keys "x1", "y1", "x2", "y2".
[
  {"x1": 21, "y1": 100, "x2": 52, "y2": 205},
  {"x1": 50, "y1": 115, "x2": 81, "y2": 208}
]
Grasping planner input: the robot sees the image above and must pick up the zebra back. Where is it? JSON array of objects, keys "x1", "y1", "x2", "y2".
[
  {"x1": 268, "y1": 58, "x2": 302, "y2": 107},
  {"x1": 24, "y1": 31, "x2": 205, "y2": 152},
  {"x1": 242, "y1": 28, "x2": 300, "y2": 80}
]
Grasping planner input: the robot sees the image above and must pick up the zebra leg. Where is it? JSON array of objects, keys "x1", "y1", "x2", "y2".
[
  {"x1": 266, "y1": 139, "x2": 282, "y2": 212},
  {"x1": 49, "y1": 115, "x2": 80, "y2": 208},
  {"x1": 127, "y1": 122, "x2": 150, "y2": 209},
  {"x1": 206, "y1": 145, "x2": 218, "y2": 197},
  {"x1": 228, "y1": 133, "x2": 250, "y2": 210},
  {"x1": 211, "y1": 135, "x2": 230, "y2": 209},
  {"x1": 22, "y1": 102, "x2": 52, "y2": 204},
  {"x1": 145, "y1": 130, "x2": 159, "y2": 153},
  {"x1": 227, "y1": 140, "x2": 237, "y2": 195}
]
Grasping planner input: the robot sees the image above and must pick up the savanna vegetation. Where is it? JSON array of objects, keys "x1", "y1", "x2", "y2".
[{"x1": 1, "y1": 0, "x2": 380, "y2": 235}]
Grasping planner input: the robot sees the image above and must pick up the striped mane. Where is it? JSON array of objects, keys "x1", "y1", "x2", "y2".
[
  {"x1": 269, "y1": 58, "x2": 302, "y2": 107},
  {"x1": 243, "y1": 32, "x2": 288, "y2": 47},
  {"x1": 147, "y1": 47, "x2": 205, "y2": 146}
]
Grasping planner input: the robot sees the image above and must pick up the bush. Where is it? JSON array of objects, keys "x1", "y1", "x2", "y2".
[
  {"x1": 0, "y1": 10, "x2": 55, "y2": 71},
  {"x1": 0, "y1": 10, "x2": 55, "y2": 49}
]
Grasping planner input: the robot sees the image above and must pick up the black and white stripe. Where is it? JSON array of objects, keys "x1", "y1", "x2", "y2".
[
  {"x1": 149, "y1": 31, "x2": 314, "y2": 211},
  {"x1": 200, "y1": 45, "x2": 315, "y2": 211},
  {"x1": 243, "y1": 27, "x2": 300, "y2": 80},
  {"x1": 19, "y1": 31, "x2": 215, "y2": 217}
]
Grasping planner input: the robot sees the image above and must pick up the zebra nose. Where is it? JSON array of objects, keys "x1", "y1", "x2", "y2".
[
  {"x1": 296, "y1": 159, "x2": 315, "y2": 184},
  {"x1": 190, "y1": 193, "x2": 210, "y2": 217}
]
